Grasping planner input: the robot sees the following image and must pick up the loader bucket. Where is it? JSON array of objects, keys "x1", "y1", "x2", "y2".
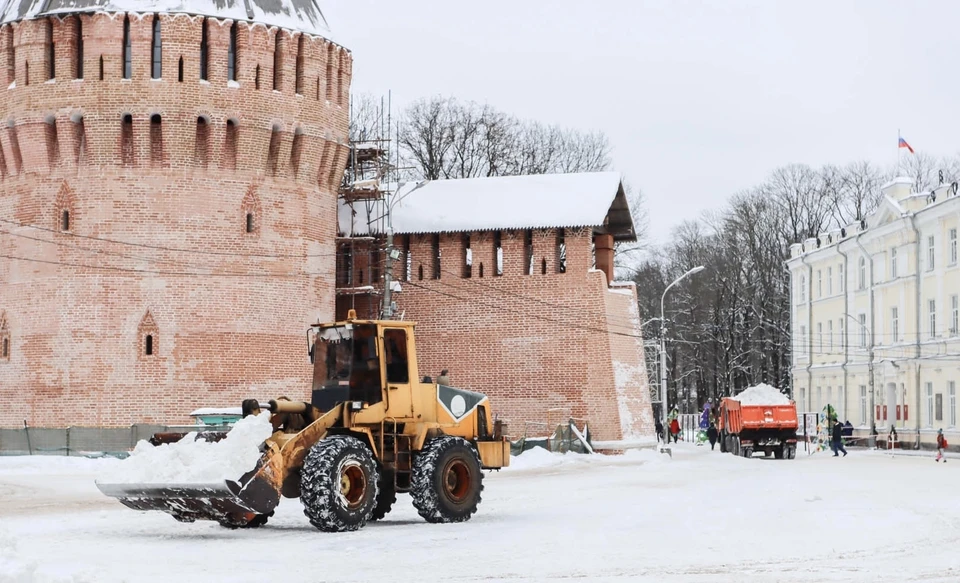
[{"x1": 95, "y1": 457, "x2": 283, "y2": 527}]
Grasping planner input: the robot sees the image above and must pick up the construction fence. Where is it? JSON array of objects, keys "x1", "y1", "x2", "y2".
[{"x1": 0, "y1": 424, "x2": 220, "y2": 457}]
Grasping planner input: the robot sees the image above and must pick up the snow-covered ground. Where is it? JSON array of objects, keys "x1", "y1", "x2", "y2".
[{"x1": 2, "y1": 444, "x2": 959, "y2": 582}]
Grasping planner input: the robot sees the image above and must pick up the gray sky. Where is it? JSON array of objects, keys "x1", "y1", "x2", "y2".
[{"x1": 322, "y1": 1, "x2": 959, "y2": 244}]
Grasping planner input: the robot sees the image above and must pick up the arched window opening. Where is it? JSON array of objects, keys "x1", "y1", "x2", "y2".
[
  {"x1": 556, "y1": 228, "x2": 566, "y2": 274},
  {"x1": 324, "y1": 45, "x2": 333, "y2": 101},
  {"x1": 149, "y1": 114, "x2": 162, "y2": 165},
  {"x1": 245, "y1": 212, "x2": 254, "y2": 234},
  {"x1": 478, "y1": 263, "x2": 484, "y2": 278},
  {"x1": 290, "y1": 129, "x2": 304, "y2": 177},
  {"x1": 122, "y1": 16, "x2": 131, "y2": 79},
  {"x1": 144, "y1": 334, "x2": 154, "y2": 356},
  {"x1": 223, "y1": 119, "x2": 238, "y2": 170},
  {"x1": 121, "y1": 114, "x2": 134, "y2": 166},
  {"x1": 73, "y1": 115, "x2": 86, "y2": 165},
  {"x1": 267, "y1": 126, "x2": 281, "y2": 175},
  {"x1": 195, "y1": 116, "x2": 209, "y2": 166},
  {"x1": 541, "y1": 258, "x2": 547, "y2": 275},
  {"x1": 1, "y1": 337, "x2": 7, "y2": 359},
  {"x1": 61, "y1": 209, "x2": 70, "y2": 231}
]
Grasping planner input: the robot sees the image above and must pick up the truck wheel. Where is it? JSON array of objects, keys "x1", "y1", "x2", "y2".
[
  {"x1": 300, "y1": 435, "x2": 380, "y2": 532},
  {"x1": 742, "y1": 447, "x2": 753, "y2": 458},
  {"x1": 369, "y1": 473, "x2": 397, "y2": 522},
  {"x1": 732, "y1": 437, "x2": 741, "y2": 457},
  {"x1": 774, "y1": 446, "x2": 784, "y2": 459},
  {"x1": 787, "y1": 446, "x2": 796, "y2": 460},
  {"x1": 411, "y1": 436, "x2": 483, "y2": 523},
  {"x1": 720, "y1": 433, "x2": 727, "y2": 453}
]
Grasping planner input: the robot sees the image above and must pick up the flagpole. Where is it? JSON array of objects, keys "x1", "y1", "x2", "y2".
[{"x1": 897, "y1": 129, "x2": 902, "y2": 175}]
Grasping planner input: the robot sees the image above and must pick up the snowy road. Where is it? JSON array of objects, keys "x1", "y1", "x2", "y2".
[{"x1": 2, "y1": 444, "x2": 959, "y2": 582}]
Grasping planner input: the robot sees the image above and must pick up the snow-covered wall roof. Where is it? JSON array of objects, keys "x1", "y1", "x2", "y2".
[
  {"x1": 0, "y1": 0, "x2": 332, "y2": 38},
  {"x1": 340, "y1": 172, "x2": 636, "y2": 241}
]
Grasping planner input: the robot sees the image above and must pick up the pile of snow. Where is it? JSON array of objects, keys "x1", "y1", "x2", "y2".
[
  {"x1": 99, "y1": 413, "x2": 273, "y2": 484},
  {"x1": 731, "y1": 383, "x2": 792, "y2": 406}
]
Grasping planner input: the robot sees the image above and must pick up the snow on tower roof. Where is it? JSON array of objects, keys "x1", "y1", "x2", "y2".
[
  {"x1": 0, "y1": 0, "x2": 333, "y2": 38},
  {"x1": 339, "y1": 172, "x2": 637, "y2": 241}
]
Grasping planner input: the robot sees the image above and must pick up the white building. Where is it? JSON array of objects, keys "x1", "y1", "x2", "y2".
[{"x1": 787, "y1": 177, "x2": 960, "y2": 449}]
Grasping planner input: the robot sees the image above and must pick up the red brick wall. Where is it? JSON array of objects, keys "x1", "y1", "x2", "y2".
[
  {"x1": 0, "y1": 13, "x2": 351, "y2": 427},
  {"x1": 394, "y1": 227, "x2": 654, "y2": 442}
]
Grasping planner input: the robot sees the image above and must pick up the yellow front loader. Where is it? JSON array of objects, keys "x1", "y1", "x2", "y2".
[{"x1": 96, "y1": 311, "x2": 510, "y2": 532}]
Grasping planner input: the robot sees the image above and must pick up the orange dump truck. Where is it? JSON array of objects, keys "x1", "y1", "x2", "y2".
[{"x1": 718, "y1": 397, "x2": 798, "y2": 459}]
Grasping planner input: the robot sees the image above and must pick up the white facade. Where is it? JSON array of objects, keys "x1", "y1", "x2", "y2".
[{"x1": 787, "y1": 177, "x2": 960, "y2": 448}]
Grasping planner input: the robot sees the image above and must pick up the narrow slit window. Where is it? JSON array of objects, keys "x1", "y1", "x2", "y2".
[
  {"x1": 272, "y1": 33, "x2": 282, "y2": 90},
  {"x1": 44, "y1": 118, "x2": 59, "y2": 167},
  {"x1": 75, "y1": 18, "x2": 83, "y2": 79},
  {"x1": 463, "y1": 234, "x2": 472, "y2": 278},
  {"x1": 371, "y1": 249, "x2": 380, "y2": 286},
  {"x1": 150, "y1": 17, "x2": 161, "y2": 79},
  {"x1": 61, "y1": 209, "x2": 70, "y2": 231},
  {"x1": 1, "y1": 337, "x2": 7, "y2": 359},
  {"x1": 224, "y1": 119, "x2": 238, "y2": 169},
  {"x1": 177, "y1": 56, "x2": 183, "y2": 82},
  {"x1": 267, "y1": 126, "x2": 281, "y2": 175},
  {"x1": 245, "y1": 212, "x2": 253, "y2": 233},
  {"x1": 144, "y1": 334, "x2": 154, "y2": 356},
  {"x1": 149, "y1": 114, "x2": 162, "y2": 165},
  {"x1": 336, "y1": 53, "x2": 344, "y2": 105},
  {"x1": 418, "y1": 265, "x2": 424, "y2": 281},
  {"x1": 524, "y1": 230, "x2": 534, "y2": 275},
  {"x1": 432, "y1": 234, "x2": 441, "y2": 279},
  {"x1": 24, "y1": 61, "x2": 28, "y2": 85},
  {"x1": 47, "y1": 19, "x2": 54, "y2": 80},
  {"x1": 227, "y1": 22, "x2": 237, "y2": 81},
  {"x1": 494, "y1": 231, "x2": 503, "y2": 276},
  {"x1": 194, "y1": 116, "x2": 209, "y2": 167},
  {"x1": 73, "y1": 116, "x2": 85, "y2": 165},
  {"x1": 541, "y1": 257, "x2": 547, "y2": 275},
  {"x1": 121, "y1": 114, "x2": 134, "y2": 166},
  {"x1": 316, "y1": 77, "x2": 320, "y2": 100},
  {"x1": 5, "y1": 28, "x2": 13, "y2": 87},
  {"x1": 8, "y1": 125, "x2": 23, "y2": 173},
  {"x1": 290, "y1": 129, "x2": 304, "y2": 176},
  {"x1": 556, "y1": 228, "x2": 566, "y2": 273},
  {"x1": 199, "y1": 19, "x2": 208, "y2": 81},
  {"x1": 294, "y1": 36, "x2": 304, "y2": 94},
  {"x1": 254, "y1": 64, "x2": 260, "y2": 89},
  {"x1": 98, "y1": 55, "x2": 103, "y2": 80},
  {"x1": 325, "y1": 45, "x2": 333, "y2": 101},
  {"x1": 122, "y1": 16, "x2": 131, "y2": 79},
  {"x1": 478, "y1": 263, "x2": 484, "y2": 278},
  {"x1": 404, "y1": 236, "x2": 412, "y2": 282}
]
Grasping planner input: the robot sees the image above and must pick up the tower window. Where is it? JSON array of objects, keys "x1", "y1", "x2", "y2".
[
  {"x1": 177, "y1": 56, "x2": 183, "y2": 82},
  {"x1": 73, "y1": 115, "x2": 86, "y2": 165},
  {"x1": 61, "y1": 209, "x2": 70, "y2": 231},
  {"x1": 324, "y1": 44, "x2": 333, "y2": 101},
  {"x1": 227, "y1": 22, "x2": 237, "y2": 81},
  {"x1": 463, "y1": 234, "x2": 472, "y2": 278},
  {"x1": 199, "y1": 19, "x2": 208, "y2": 81},
  {"x1": 245, "y1": 212, "x2": 254, "y2": 233},
  {"x1": 122, "y1": 16, "x2": 131, "y2": 79},
  {"x1": 1, "y1": 337, "x2": 7, "y2": 360},
  {"x1": 254, "y1": 64, "x2": 260, "y2": 89},
  {"x1": 224, "y1": 119, "x2": 238, "y2": 170},
  {"x1": 47, "y1": 19, "x2": 55, "y2": 80},
  {"x1": 144, "y1": 334, "x2": 154, "y2": 356},
  {"x1": 149, "y1": 114, "x2": 162, "y2": 165},
  {"x1": 44, "y1": 117, "x2": 59, "y2": 167},
  {"x1": 290, "y1": 129, "x2": 304, "y2": 177},
  {"x1": 524, "y1": 230, "x2": 534, "y2": 275},
  {"x1": 74, "y1": 18, "x2": 83, "y2": 79},
  {"x1": 267, "y1": 125, "x2": 281, "y2": 175},
  {"x1": 432, "y1": 234, "x2": 441, "y2": 279},
  {"x1": 494, "y1": 231, "x2": 503, "y2": 276},
  {"x1": 294, "y1": 35, "x2": 304, "y2": 94},
  {"x1": 195, "y1": 116, "x2": 209, "y2": 166},
  {"x1": 556, "y1": 228, "x2": 566, "y2": 273},
  {"x1": 272, "y1": 33, "x2": 282, "y2": 90},
  {"x1": 150, "y1": 17, "x2": 161, "y2": 79},
  {"x1": 98, "y1": 55, "x2": 103, "y2": 80},
  {"x1": 121, "y1": 114, "x2": 134, "y2": 166}
]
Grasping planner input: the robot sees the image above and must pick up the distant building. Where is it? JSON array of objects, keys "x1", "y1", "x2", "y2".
[
  {"x1": 338, "y1": 172, "x2": 655, "y2": 441},
  {"x1": 787, "y1": 177, "x2": 960, "y2": 448}
]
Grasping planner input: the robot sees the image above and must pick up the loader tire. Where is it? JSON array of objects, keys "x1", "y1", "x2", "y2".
[
  {"x1": 218, "y1": 512, "x2": 271, "y2": 529},
  {"x1": 369, "y1": 473, "x2": 397, "y2": 522},
  {"x1": 300, "y1": 435, "x2": 380, "y2": 532},
  {"x1": 411, "y1": 436, "x2": 483, "y2": 524}
]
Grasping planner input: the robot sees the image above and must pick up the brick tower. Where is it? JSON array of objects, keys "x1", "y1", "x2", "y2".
[{"x1": 0, "y1": 1, "x2": 352, "y2": 427}]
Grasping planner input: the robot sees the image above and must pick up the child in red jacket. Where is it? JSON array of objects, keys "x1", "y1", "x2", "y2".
[{"x1": 936, "y1": 429, "x2": 948, "y2": 463}]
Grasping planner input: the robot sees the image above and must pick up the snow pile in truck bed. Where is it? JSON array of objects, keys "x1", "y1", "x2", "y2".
[
  {"x1": 99, "y1": 412, "x2": 273, "y2": 484},
  {"x1": 731, "y1": 383, "x2": 791, "y2": 406}
]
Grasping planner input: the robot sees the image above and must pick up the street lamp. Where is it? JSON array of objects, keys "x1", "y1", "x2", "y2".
[
  {"x1": 845, "y1": 312, "x2": 876, "y2": 448},
  {"x1": 660, "y1": 265, "x2": 705, "y2": 444}
]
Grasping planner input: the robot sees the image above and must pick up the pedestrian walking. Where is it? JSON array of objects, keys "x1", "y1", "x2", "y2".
[
  {"x1": 936, "y1": 429, "x2": 948, "y2": 463},
  {"x1": 655, "y1": 419, "x2": 664, "y2": 443},
  {"x1": 669, "y1": 418, "x2": 681, "y2": 443},
  {"x1": 707, "y1": 423, "x2": 719, "y2": 451},
  {"x1": 831, "y1": 419, "x2": 847, "y2": 457}
]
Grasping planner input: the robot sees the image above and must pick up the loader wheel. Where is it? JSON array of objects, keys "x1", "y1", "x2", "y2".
[
  {"x1": 218, "y1": 512, "x2": 271, "y2": 529},
  {"x1": 369, "y1": 473, "x2": 397, "y2": 522},
  {"x1": 300, "y1": 435, "x2": 380, "y2": 532},
  {"x1": 411, "y1": 436, "x2": 483, "y2": 523}
]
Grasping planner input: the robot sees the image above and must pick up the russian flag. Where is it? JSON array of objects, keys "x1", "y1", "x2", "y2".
[{"x1": 899, "y1": 136, "x2": 914, "y2": 154}]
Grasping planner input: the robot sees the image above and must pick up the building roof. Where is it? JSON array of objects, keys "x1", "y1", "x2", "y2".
[
  {"x1": 339, "y1": 172, "x2": 637, "y2": 241},
  {"x1": 0, "y1": 0, "x2": 332, "y2": 37}
]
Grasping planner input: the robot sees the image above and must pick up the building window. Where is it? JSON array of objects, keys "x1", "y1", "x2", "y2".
[
  {"x1": 950, "y1": 228, "x2": 958, "y2": 266},
  {"x1": 817, "y1": 322, "x2": 823, "y2": 353},
  {"x1": 1, "y1": 337, "x2": 7, "y2": 360},
  {"x1": 890, "y1": 247, "x2": 898, "y2": 279},
  {"x1": 929, "y1": 299, "x2": 936, "y2": 338},
  {"x1": 524, "y1": 230, "x2": 533, "y2": 275},
  {"x1": 245, "y1": 212, "x2": 253, "y2": 234},
  {"x1": 177, "y1": 56, "x2": 183, "y2": 82},
  {"x1": 294, "y1": 35, "x2": 304, "y2": 94},
  {"x1": 860, "y1": 385, "x2": 867, "y2": 426},
  {"x1": 556, "y1": 229, "x2": 566, "y2": 273},
  {"x1": 199, "y1": 19, "x2": 208, "y2": 81},
  {"x1": 73, "y1": 115, "x2": 86, "y2": 165},
  {"x1": 149, "y1": 114, "x2": 162, "y2": 165},
  {"x1": 431, "y1": 234, "x2": 441, "y2": 279},
  {"x1": 950, "y1": 381, "x2": 956, "y2": 428},
  {"x1": 952, "y1": 294, "x2": 959, "y2": 336},
  {"x1": 61, "y1": 209, "x2": 70, "y2": 232},
  {"x1": 927, "y1": 235, "x2": 935, "y2": 271},
  {"x1": 144, "y1": 334, "x2": 154, "y2": 356},
  {"x1": 891, "y1": 306, "x2": 899, "y2": 343},
  {"x1": 195, "y1": 117, "x2": 209, "y2": 167},
  {"x1": 45, "y1": 116, "x2": 59, "y2": 167},
  {"x1": 839, "y1": 263, "x2": 845, "y2": 293},
  {"x1": 227, "y1": 22, "x2": 237, "y2": 82},
  {"x1": 224, "y1": 119, "x2": 238, "y2": 170},
  {"x1": 494, "y1": 231, "x2": 503, "y2": 276},
  {"x1": 255, "y1": 64, "x2": 260, "y2": 89},
  {"x1": 403, "y1": 236, "x2": 411, "y2": 282},
  {"x1": 74, "y1": 18, "x2": 83, "y2": 79},
  {"x1": 121, "y1": 114, "x2": 134, "y2": 166},
  {"x1": 799, "y1": 325, "x2": 806, "y2": 355},
  {"x1": 290, "y1": 128, "x2": 304, "y2": 177},
  {"x1": 267, "y1": 125, "x2": 281, "y2": 175},
  {"x1": 817, "y1": 269, "x2": 822, "y2": 298},
  {"x1": 273, "y1": 33, "x2": 282, "y2": 91},
  {"x1": 827, "y1": 320, "x2": 833, "y2": 352},
  {"x1": 936, "y1": 393, "x2": 943, "y2": 422},
  {"x1": 798, "y1": 388, "x2": 806, "y2": 410},
  {"x1": 859, "y1": 314, "x2": 867, "y2": 348},
  {"x1": 151, "y1": 16, "x2": 162, "y2": 79},
  {"x1": 799, "y1": 275, "x2": 806, "y2": 303},
  {"x1": 99, "y1": 55, "x2": 103, "y2": 80},
  {"x1": 927, "y1": 382, "x2": 934, "y2": 427},
  {"x1": 859, "y1": 257, "x2": 866, "y2": 290},
  {"x1": 46, "y1": 19, "x2": 55, "y2": 80},
  {"x1": 122, "y1": 16, "x2": 132, "y2": 79},
  {"x1": 816, "y1": 386, "x2": 822, "y2": 412},
  {"x1": 325, "y1": 44, "x2": 333, "y2": 101},
  {"x1": 462, "y1": 234, "x2": 472, "y2": 278},
  {"x1": 839, "y1": 319, "x2": 844, "y2": 349},
  {"x1": 827, "y1": 266, "x2": 832, "y2": 295}
]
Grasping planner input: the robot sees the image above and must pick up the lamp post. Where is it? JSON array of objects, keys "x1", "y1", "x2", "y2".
[
  {"x1": 660, "y1": 265, "x2": 705, "y2": 444},
  {"x1": 846, "y1": 312, "x2": 876, "y2": 448}
]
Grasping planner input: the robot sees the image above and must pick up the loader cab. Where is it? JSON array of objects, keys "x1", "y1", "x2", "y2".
[{"x1": 309, "y1": 322, "x2": 383, "y2": 410}]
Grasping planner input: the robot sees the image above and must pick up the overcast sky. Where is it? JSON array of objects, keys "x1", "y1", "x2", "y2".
[{"x1": 322, "y1": 1, "x2": 960, "y2": 244}]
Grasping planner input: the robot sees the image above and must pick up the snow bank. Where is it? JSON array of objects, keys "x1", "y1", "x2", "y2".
[
  {"x1": 731, "y1": 383, "x2": 791, "y2": 405},
  {"x1": 507, "y1": 446, "x2": 668, "y2": 471},
  {"x1": 99, "y1": 413, "x2": 273, "y2": 484}
]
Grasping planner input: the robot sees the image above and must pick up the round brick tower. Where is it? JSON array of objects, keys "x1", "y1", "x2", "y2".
[{"x1": 0, "y1": 1, "x2": 352, "y2": 427}]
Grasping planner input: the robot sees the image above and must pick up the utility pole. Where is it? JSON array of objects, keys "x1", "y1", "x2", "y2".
[{"x1": 659, "y1": 266, "x2": 705, "y2": 445}]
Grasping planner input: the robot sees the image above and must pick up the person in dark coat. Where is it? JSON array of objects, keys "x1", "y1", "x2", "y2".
[
  {"x1": 655, "y1": 419, "x2": 664, "y2": 443},
  {"x1": 707, "y1": 423, "x2": 719, "y2": 450},
  {"x1": 831, "y1": 419, "x2": 848, "y2": 457}
]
